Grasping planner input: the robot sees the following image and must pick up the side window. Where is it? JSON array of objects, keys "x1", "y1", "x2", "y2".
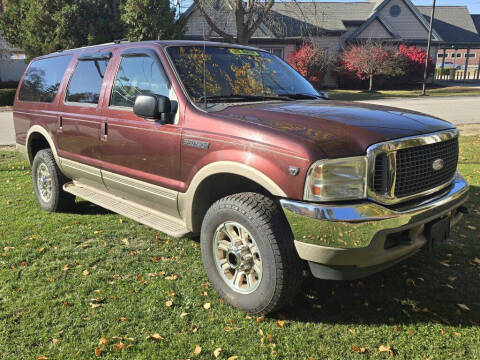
[
  {"x1": 19, "y1": 55, "x2": 72, "y2": 102},
  {"x1": 66, "y1": 59, "x2": 109, "y2": 104},
  {"x1": 110, "y1": 55, "x2": 170, "y2": 108}
]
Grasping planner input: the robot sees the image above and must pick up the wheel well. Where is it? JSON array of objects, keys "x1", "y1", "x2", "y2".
[
  {"x1": 191, "y1": 173, "x2": 272, "y2": 234},
  {"x1": 28, "y1": 132, "x2": 50, "y2": 163}
]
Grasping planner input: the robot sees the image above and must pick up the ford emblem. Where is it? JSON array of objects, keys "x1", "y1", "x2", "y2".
[{"x1": 432, "y1": 158, "x2": 444, "y2": 171}]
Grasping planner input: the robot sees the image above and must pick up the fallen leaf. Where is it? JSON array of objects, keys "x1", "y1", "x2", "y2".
[
  {"x1": 113, "y1": 342, "x2": 125, "y2": 351},
  {"x1": 203, "y1": 303, "x2": 211, "y2": 309},
  {"x1": 194, "y1": 345, "x2": 202, "y2": 355},
  {"x1": 378, "y1": 345, "x2": 394, "y2": 356},
  {"x1": 276, "y1": 320, "x2": 285, "y2": 328},
  {"x1": 36, "y1": 356, "x2": 48, "y2": 360},
  {"x1": 167, "y1": 291, "x2": 175, "y2": 297},
  {"x1": 120, "y1": 317, "x2": 129, "y2": 322},
  {"x1": 52, "y1": 338, "x2": 61, "y2": 345},
  {"x1": 467, "y1": 225, "x2": 477, "y2": 231},
  {"x1": 473, "y1": 257, "x2": 480, "y2": 265},
  {"x1": 166, "y1": 300, "x2": 173, "y2": 307},
  {"x1": 83, "y1": 270, "x2": 89, "y2": 276},
  {"x1": 227, "y1": 357, "x2": 239, "y2": 360},
  {"x1": 147, "y1": 333, "x2": 164, "y2": 341},
  {"x1": 457, "y1": 304, "x2": 471, "y2": 312},
  {"x1": 214, "y1": 347, "x2": 222, "y2": 358},
  {"x1": 352, "y1": 345, "x2": 367, "y2": 353},
  {"x1": 256, "y1": 316, "x2": 265, "y2": 323},
  {"x1": 94, "y1": 347, "x2": 102, "y2": 357},
  {"x1": 165, "y1": 274, "x2": 178, "y2": 280},
  {"x1": 454, "y1": 332, "x2": 462, "y2": 337},
  {"x1": 180, "y1": 312, "x2": 188, "y2": 318},
  {"x1": 99, "y1": 338, "x2": 108, "y2": 345}
]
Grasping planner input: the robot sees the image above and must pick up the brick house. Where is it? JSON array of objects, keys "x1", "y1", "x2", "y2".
[{"x1": 183, "y1": 0, "x2": 480, "y2": 86}]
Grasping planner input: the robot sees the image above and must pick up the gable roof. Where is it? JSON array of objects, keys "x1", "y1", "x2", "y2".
[
  {"x1": 184, "y1": 1, "x2": 480, "y2": 45},
  {"x1": 348, "y1": 0, "x2": 442, "y2": 42},
  {"x1": 417, "y1": 6, "x2": 480, "y2": 45},
  {"x1": 473, "y1": 15, "x2": 480, "y2": 35}
]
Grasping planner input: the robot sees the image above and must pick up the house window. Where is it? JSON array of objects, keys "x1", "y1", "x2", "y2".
[
  {"x1": 389, "y1": 5, "x2": 401, "y2": 17},
  {"x1": 456, "y1": 53, "x2": 462, "y2": 58},
  {"x1": 261, "y1": 47, "x2": 284, "y2": 59},
  {"x1": 438, "y1": 53, "x2": 444, "y2": 58},
  {"x1": 465, "y1": 53, "x2": 476, "y2": 58}
]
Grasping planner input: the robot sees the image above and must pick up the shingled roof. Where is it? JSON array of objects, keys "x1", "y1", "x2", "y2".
[
  {"x1": 184, "y1": 1, "x2": 480, "y2": 45},
  {"x1": 418, "y1": 6, "x2": 480, "y2": 45}
]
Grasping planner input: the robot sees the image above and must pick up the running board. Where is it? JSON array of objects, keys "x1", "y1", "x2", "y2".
[{"x1": 63, "y1": 182, "x2": 189, "y2": 238}]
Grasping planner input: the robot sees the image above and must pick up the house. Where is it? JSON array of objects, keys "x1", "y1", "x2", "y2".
[{"x1": 183, "y1": 0, "x2": 480, "y2": 86}]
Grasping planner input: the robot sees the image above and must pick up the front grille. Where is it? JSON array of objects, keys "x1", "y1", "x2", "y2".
[{"x1": 393, "y1": 137, "x2": 458, "y2": 198}]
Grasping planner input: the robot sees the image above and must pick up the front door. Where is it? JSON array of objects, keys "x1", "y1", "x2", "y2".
[{"x1": 99, "y1": 48, "x2": 182, "y2": 217}]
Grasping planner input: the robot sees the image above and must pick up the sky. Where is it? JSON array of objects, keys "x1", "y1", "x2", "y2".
[{"x1": 178, "y1": 1, "x2": 480, "y2": 14}]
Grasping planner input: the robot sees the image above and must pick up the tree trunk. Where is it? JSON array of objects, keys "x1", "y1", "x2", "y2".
[{"x1": 369, "y1": 74, "x2": 373, "y2": 92}]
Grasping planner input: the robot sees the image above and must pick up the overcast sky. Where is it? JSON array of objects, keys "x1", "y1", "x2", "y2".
[{"x1": 179, "y1": 1, "x2": 480, "y2": 14}]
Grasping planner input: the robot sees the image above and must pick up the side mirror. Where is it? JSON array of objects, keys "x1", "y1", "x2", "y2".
[{"x1": 133, "y1": 94, "x2": 171, "y2": 122}]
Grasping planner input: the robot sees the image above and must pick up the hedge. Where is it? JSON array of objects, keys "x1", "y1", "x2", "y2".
[{"x1": 0, "y1": 88, "x2": 16, "y2": 106}]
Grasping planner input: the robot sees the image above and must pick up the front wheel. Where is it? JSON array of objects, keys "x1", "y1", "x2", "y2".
[{"x1": 200, "y1": 192, "x2": 303, "y2": 314}]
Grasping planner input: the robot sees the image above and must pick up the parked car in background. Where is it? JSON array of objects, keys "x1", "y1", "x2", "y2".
[{"x1": 14, "y1": 41, "x2": 469, "y2": 314}]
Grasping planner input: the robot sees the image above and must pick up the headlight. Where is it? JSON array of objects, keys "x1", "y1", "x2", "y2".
[{"x1": 304, "y1": 156, "x2": 368, "y2": 201}]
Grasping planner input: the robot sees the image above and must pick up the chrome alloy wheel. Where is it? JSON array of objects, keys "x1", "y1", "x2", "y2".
[
  {"x1": 213, "y1": 222, "x2": 263, "y2": 294},
  {"x1": 36, "y1": 162, "x2": 53, "y2": 202}
]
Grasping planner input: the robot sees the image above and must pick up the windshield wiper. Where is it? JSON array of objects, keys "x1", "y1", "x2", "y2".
[
  {"x1": 279, "y1": 93, "x2": 323, "y2": 100},
  {"x1": 197, "y1": 94, "x2": 293, "y2": 103}
]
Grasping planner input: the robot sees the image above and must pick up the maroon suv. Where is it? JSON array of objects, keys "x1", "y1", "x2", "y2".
[{"x1": 14, "y1": 40, "x2": 469, "y2": 314}]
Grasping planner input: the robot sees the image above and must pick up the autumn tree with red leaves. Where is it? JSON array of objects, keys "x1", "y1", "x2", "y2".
[
  {"x1": 339, "y1": 42, "x2": 404, "y2": 91},
  {"x1": 288, "y1": 44, "x2": 330, "y2": 88},
  {"x1": 398, "y1": 44, "x2": 434, "y2": 82}
]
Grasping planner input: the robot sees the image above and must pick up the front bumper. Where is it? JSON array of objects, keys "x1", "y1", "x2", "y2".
[{"x1": 280, "y1": 173, "x2": 469, "y2": 280}]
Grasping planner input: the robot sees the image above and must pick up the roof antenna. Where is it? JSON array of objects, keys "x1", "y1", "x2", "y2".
[{"x1": 202, "y1": 23, "x2": 207, "y2": 110}]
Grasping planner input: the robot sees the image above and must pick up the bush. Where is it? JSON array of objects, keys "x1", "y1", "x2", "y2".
[
  {"x1": 336, "y1": 43, "x2": 434, "y2": 90},
  {"x1": 288, "y1": 44, "x2": 330, "y2": 88},
  {"x1": 0, "y1": 89, "x2": 16, "y2": 106}
]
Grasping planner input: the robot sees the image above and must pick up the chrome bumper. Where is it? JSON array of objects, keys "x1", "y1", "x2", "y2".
[{"x1": 280, "y1": 173, "x2": 469, "y2": 279}]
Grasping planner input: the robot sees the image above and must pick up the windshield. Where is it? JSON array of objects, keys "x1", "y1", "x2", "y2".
[{"x1": 167, "y1": 46, "x2": 320, "y2": 104}]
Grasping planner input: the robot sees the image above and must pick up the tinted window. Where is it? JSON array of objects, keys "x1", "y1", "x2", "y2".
[
  {"x1": 111, "y1": 55, "x2": 170, "y2": 108},
  {"x1": 19, "y1": 56, "x2": 72, "y2": 102},
  {"x1": 66, "y1": 59, "x2": 109, "y2": 104}
]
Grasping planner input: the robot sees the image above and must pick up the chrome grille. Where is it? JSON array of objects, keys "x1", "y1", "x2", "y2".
[
  {"x1": 394, "y1": 138, "x2": 458, "y2": 198},
  {"x1": 367, "y1": 129, "x2": 459, "y2": 205}
]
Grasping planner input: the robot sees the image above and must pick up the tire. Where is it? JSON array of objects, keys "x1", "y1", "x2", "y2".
[
  {"x1": 32, "y1": 149, "x2": 75, "y2": 212},
  {"x1": 200, "y1": 192, "x2": 303, "y2": 315}
]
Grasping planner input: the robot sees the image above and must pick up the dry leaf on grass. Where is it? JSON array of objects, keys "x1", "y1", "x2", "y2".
[
  {"x1": 94, "y1": 347, "x2": 102, "y2": 357},
  {"x1": 227, "y1": 357, "x2": 239, "y2": 360},
  {"x1": 203, "y1": 302, "x2": 211, "y2": 309},
  {"x1": 166, "y1": 300, "x2": 173, "y2": 307},
  {"x1": 180, "y1": 312, "x2": 188, "y2": 318},
  {"x1": 352, "y1": 345, "x2": 367, "y2": 353},
  {"x1": 52, "y1": 338, "x2": 61, "y2": 345},
  {"x1": 276, "y1": 320, "x2": 285, "y2": 328},
  {"x1": 99, "y1": 338, "x2": 108, "y2": 345},
  {"x1": 256, "y1": 316, "x2": 265, "y2": 323},
  {"x1": 165, "y1": 274, "x2": 178, "y2": 280},
  {"x1": 120, "y1": 317, "x2": 129, "y2": 322},
  {"x1": 214, "y1": 347, "x2": 222, "y2": 358},
  {"x1": 83, "y1": 269, "x2": 89, "y2": 276},
  {"x1": 147, "y1": 333, "x2": 164, "y2": 341},
  {"x1": 194, "y1": 345, "x2": 202, "y2": 355},
  {"x1": 36, "y1": 356, "x2": 48, "y2": 360},
  {"x1": 378, "y1": 345, "x2": 394, "y2": 356}
]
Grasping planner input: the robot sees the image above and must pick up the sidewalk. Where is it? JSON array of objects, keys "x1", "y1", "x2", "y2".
[{"x1": 0, "y1": 110, "x2": 15, "y2": 145}]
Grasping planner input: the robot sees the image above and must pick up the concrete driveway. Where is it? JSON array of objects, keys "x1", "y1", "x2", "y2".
[
  {"x1": 0, "y1": 110, "x2": 15, "y2": 146},
  {"x1": 360, "y1": 95, "x2": 480, "y2": 125},
  {"x1": 0, "y1": 96, "x2": 479, "y2": 146}
]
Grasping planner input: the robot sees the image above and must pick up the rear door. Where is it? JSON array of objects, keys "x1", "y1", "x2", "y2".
[
  {"x1": 98, "y1": 47, "x2": 182, "y2": 217},
  {"x1": 57, "y1": 51, "x2": 112, "y2": 188}
]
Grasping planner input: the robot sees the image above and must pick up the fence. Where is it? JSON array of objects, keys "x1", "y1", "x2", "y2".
[{"x1": 435, "y1": 68, "x2": 480, "y2": 81}]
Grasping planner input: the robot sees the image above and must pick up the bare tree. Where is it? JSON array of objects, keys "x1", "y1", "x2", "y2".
[{"x1": 193, "y1": 0, "x2": 274, "y2": 44}]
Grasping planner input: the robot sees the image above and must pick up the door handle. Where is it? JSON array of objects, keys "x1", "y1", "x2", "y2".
[
  {"x1": 101, "y1": 122, "x2": 108, "y2": 141},
  {"x1": 57, "y1": 116, "x2": 63, "y2": 133}
]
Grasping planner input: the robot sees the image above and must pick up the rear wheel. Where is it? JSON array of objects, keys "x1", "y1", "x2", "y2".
[
  {"x1": 32, "y1": 149, "x2": 75, "y2": 212},
  {"x1": 200, "y1": 192, "x2": 303, "y2": 314}
]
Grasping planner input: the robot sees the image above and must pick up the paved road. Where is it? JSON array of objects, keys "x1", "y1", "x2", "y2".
[
  {"x1": 360, "y1": 96, "x2": 480, "y2": 125},
  {"x1": 0, "y1": 111, "x2": 15, "y2": 146},
  {"x1": 0, "y1": 96, "x2": 479, "y2": 146}
]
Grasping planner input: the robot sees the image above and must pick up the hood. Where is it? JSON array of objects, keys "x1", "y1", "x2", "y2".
[{"x1": 214, "y1": 100, "x2": 455, "y2": 158}]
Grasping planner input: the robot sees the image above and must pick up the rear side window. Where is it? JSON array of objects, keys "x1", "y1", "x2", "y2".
[
  {"x1": 19, "y1": 56, "x2": 72, "y2": 103},
  {"x1": 110, "y1": 55, "x2": 170, "y2": 108},
  {"x1": 66, "y1": 59, "x2": 109, "y2": 104}
]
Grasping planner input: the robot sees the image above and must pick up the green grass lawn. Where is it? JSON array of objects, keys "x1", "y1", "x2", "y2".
[
  {"x1": 328, "y1": 86, "x2": 480, "y2": 101},
  {"x1": 1, "y1": 138, "x2": 480, "y2": 359}
]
